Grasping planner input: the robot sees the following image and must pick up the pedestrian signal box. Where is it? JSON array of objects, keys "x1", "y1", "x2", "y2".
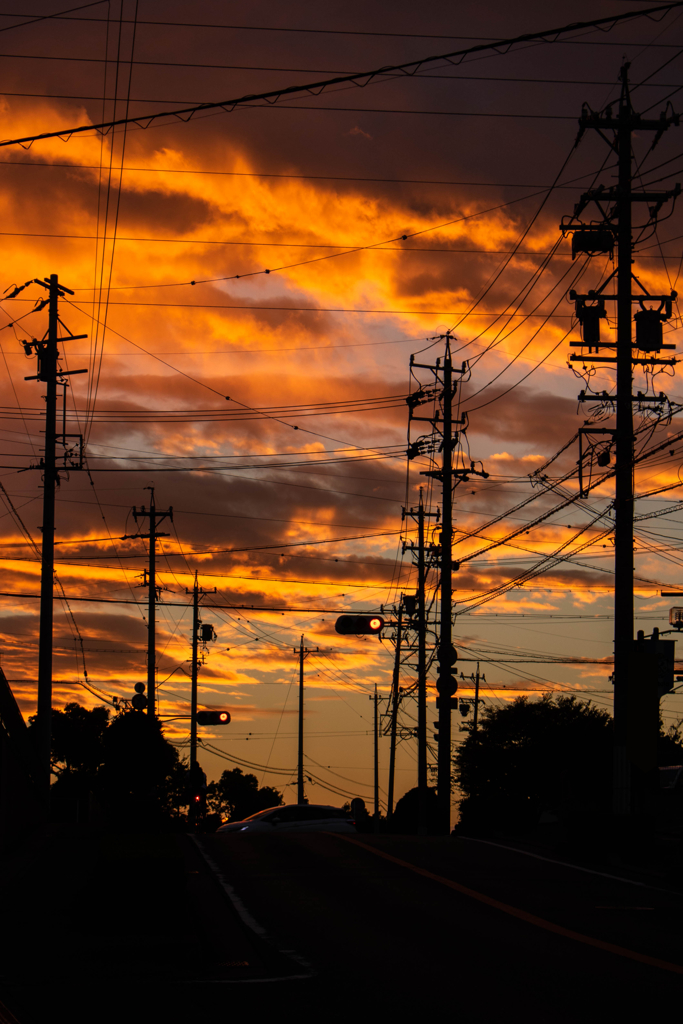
[{"x1": 335, "y1": 615, "x2": 385, "y2": 635}]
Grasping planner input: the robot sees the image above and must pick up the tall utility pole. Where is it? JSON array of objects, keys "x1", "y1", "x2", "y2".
[
  {"x1": 184, "y1": 575, "x2": 217, "y2": 830},
  {"x1": 373, "y1": 682, "x2": 380, "y2": 832},
  {"x1": 186, "y1": 574, "x2": 217, "y2": 772},
  {"x1": 437, "y1": 348, "x2": 455, "y2": 833},
  {"x1": 473, "y1": 662, "x2": 481, "y2": 736},
  {"x1": 386, "y1": 601, "x2": 403, "y2": 820},
  {"x1": 295, "y1": 635, "x2": 318, "y2": 804},
  {"x1": 403, "y1": 490, "x2": 438, "y2": 832},
  {"x1": 19, "y1": 275, "x2": 87, "y2": 787},
  {"x1": 407, "y1": 337, "x2": 487, "y2": 833},
  {"x1": 563, "y1": 65, "x2": 679, "y2": 816},
  {"x1": 131, "y1": 489, "x2": 172, "y2": 717}
]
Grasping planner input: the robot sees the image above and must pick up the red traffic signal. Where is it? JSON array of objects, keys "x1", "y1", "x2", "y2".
[
  {"x1": 196, "y1": 710, "x2": 231, "y2": 725},
  {"x1": 335, "y1": 615, "x2": 385, "y2": 635}
]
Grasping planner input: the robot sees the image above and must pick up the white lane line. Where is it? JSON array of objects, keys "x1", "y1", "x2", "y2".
[
  {"x1": 458, "y1": 835, "x2": 683, "y2": 896},
  {"x1": 190, "y1": 836, "x2": 315, "y2": 982}
]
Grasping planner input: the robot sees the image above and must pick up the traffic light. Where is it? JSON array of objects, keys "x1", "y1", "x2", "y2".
[
  {"x1": 131, "y1": 681, "x2": 147, "y2": 711},
  {"x1": 433, "y1": 720, "x2": 440, "y2": 743},
  {"x1": 196, "y1": 710, "x2": 231, "y2": 725},
  {"x1": 188, "y1": 761, "x2": 207, "y2": 819},
  {"x1": 437, "y1": 643, "x2": 458, "y2": 666},
  {"x1": 335, "y1": 614, "x2": 385, "y2": 635},
  {"x1": 437, "y1": 674, "x2": 458, "y2": 696}
]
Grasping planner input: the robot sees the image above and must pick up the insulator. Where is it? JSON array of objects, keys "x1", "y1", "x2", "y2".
[{"x1": 634, "y1": 308, "x2": 663, "y2": 352}]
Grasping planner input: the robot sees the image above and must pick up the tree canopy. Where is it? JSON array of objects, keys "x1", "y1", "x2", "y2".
[
  {"x1": 31, "y1": 703, "x2": 189, "y2": 828},
  {"x1": 453, "y1": 694, "x2": 683, "y2": 835},
  {"x1": 206, "y1": 767, "x2": 283, "y2": 824},
  {"x1": 454, "y1": 695, "x2": 614, "y2": 833}
]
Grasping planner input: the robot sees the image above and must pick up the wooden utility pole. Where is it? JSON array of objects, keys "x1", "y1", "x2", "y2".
[{"x1": 295, "y1": 635, "x2": 318, "y2": 803}]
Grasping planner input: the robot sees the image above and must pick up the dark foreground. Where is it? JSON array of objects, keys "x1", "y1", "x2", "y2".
[{"x1": 1, "y1": 826, "x2": 682, "y2": 1023}]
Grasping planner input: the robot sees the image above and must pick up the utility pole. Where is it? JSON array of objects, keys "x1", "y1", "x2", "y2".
[
  {"x1": 295, "y1": 635, "x2": 318, "y2": 804},
  {"x1": 387, "y1": 602, "x2": 403, "y2": 821},
  {"x1": 562, "y1": 65, "x2": 679, "y2": 816},
  {"x1": 373, "y1": 682, "x2": 380, "y2": 832},
  {"x1": 473, "y1": 662, "x2": 481, "y2": 736},
  {"x1": 437, "y1": 348, "x2": 455, "y2": 834},
  {"x1": 186, "y1": 573, "x2": 216, "y2": 829},
  {"x1": 131, "y1": 489, "x2": 172, "y2": 717},
  {"x1": 407, "y1": 336, "x2": 487, "y2": 833},
  {"x1": 403, "y1": 489, "x2": 438, "y2": 833},
  {"x1": 18, "y1": 275, "x2": 87, "y2": 787}
]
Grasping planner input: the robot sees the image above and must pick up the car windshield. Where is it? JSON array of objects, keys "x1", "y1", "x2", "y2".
[
  {"x1": 240, "y1": 806, "x2": 282, "y2": 821},
  {"x1": 262, "y1": 804, "x2": 351, "y2": 822}
]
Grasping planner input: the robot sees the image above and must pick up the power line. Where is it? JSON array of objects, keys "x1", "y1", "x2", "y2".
[
  {"x1": 2, "y1": 11, "x2": 675, "y2": 40},
  {"x1": 0, "y1": 1, "x2": 107, "y2": 37},
  {"x1": 3, "y1": 3, "x2": 680, "y2": 148},
  {"x1": 0, "y1": 93, "x2": 581, "y2": 120},
  {"x1": 0, "y1": 157, "x2": 620, "y2": 193}
]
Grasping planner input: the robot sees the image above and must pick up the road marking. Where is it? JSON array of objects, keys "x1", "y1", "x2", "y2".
[
  {"x1": 335, "y1": 835, "x2": 683, "y2": 975},
  {"x1": 190, "y1": 837, "x2": 314, "y2": 982},
  {"x1": 459, "y1": 835, "x2": 682, "y2": 895}
]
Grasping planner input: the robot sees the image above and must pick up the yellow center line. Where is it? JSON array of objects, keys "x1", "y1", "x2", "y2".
[{"x1": 333, "y1": 834, "x2": 683, "y2": 975}]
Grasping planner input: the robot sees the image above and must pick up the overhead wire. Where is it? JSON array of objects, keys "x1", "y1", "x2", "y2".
[{"x1": 2, "y1": 3, "x2": 680, "y2": 149}]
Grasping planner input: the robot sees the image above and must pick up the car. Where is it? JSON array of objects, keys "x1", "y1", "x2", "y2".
[{"x1": 216, "y1": 803, "x2": 357, "y2": 834}]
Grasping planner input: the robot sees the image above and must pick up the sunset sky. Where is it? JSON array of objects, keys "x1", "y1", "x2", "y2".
[{"x1": 1, "y1": 0, "x2": 683, "y2": 813}]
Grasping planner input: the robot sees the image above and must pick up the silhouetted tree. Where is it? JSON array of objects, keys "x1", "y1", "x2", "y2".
[
  {"x1": 453, "y1": 695, "x2": 614, "y2": 834},
  {"x1": 29, "y1": 701, "x2": 109, "y2": 777},
  {"x1": 206, "y1": 767, "x2": 283, "y2": 824},
  {"x1": 96, "y1": 710, "x2": 186, "y2": 826},
  {"x1": 659, "y1": 716, "x2": 683, "y2": 766},
  {"x1": 30, "y1": 703, "x2": 190, "y2": 827}
]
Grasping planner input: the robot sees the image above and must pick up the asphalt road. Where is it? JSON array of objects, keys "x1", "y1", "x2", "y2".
[
  {"x1": 2, "y1": 828, "x2": 682, "y2": 1022},
  {"x1": 199, "y1": 831, "x2": 683, "y2": 1019}
]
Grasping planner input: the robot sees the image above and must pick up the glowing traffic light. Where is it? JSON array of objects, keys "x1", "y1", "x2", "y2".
[
  {"x1": 196, "y1": 710, "x2": 231, "y2": 725},
  {"x1": 335, "y1": 615, "x2": 385, "y2": 635}
]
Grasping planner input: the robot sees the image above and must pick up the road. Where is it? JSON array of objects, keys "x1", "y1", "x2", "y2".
[
  {"x1": 2, "y1": 828, "x2": 681, "y2": 1022},
  {"x1": 198, "y1": 831, "x2": 683, "y2": 1018}
]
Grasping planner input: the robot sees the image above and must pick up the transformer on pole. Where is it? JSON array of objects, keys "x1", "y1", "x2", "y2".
[{"x1": 561, "y1": 65, "x2": 679, "y2": 815}]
